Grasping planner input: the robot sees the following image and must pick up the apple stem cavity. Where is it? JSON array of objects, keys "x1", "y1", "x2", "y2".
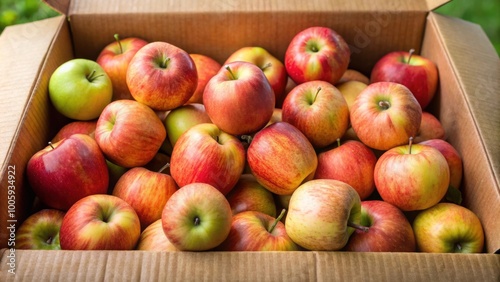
[
  {"x1": 48, "y1": 141, "x2": 54, "y2": 150},
  {"x1": 347, "y1": 221, "x2": 369, "y2": 233},
  {"x1": 408, "y1": 136, "x2": 414, "y2": 154},
  {"x1": 114, "y1": 34, "x2": 123, "y2": 54},
  {"x1": 193, "y1": 216, "x2": 201, "y2": 226},
  {"x1": 225, "y1": 66, "x2": 237, "y2": 80},
  {"x1": 378, "y1": 100, "x2": 391, "y2": 110},
  {"x1": 158, "y1": 163, "x2": 170, "y2": 173},
  {"x1": 407, "y1": 49, "x2": 415, "y2": 64},
  {"x1": 268, "y1": 209, "x2": 286, "y2": 233}
]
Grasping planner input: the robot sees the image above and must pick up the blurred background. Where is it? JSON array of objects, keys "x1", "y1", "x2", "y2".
[{"x1": 0, "y1": 0, "x2": 499, "y2": 54}]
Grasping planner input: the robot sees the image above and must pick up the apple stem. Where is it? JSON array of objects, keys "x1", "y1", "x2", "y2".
[
  {"x1": 336, "y1": 138, "x2": 341, "y2": 148},
  {"x1": 46, "y1": 236, "x2": 54, "y2": 245},
  {"x1": 225, "y1": 65, "x2": 237, "y2": 80},
  {"x1": 378, "y1": 100, "x2": 391, "y2": 110},
  {"x1": 268, "y1": 209, "x2": 286, "y2": 233},
  {"x1": 408, "y1": 136, "x2": 414, "y2": 154},
  {"x1": 160, "y1": 57, "x2": 171, "y2": 69},
  {"x1": 158, "y1": 163, "x2": 170, "y2": 173},
  {"x1": 347, "y1": 221, "x2": 369, "y2": 233},
  {"x1": 455, "y1": 243, "x2": 462, "y2": 252},
  {"x1": 48, "y1": 141, "x2": 54, "y2": 149},
  {"x1": 312, "y1": 87, "x2": 322, "y2": 104},
  {"x1": 87, "y1": 69, "x2": 104, "y2": 82},
  {"x1": 407, "y1": 49, "x2": 415, "y2": 64},
  {"x1": 193, "y1": 216, "x2": 201, "y2": 226},
  {"x1": 261, "y1": 62, "x2": 272, "y2": 71},
  {"x1": 240, "y1": 134, "x2": 253, "y2": 144},
  {"x1": 114, "y1": 34, "x2": 123, "y2": 54}
]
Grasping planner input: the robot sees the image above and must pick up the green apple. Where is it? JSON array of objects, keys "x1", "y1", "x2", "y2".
[
  {"x1": 49, "y1": 58, "x2": 112, "y2": 120},
  {"x1": 15, "y1": 209, "x2": 65, "y2": 250},
  {"x1": 164, "y1": 103, "x2": 212, "y2": 147},
  {"x1": 413, "y1": 203, "x2": 484, "y2": 253}
]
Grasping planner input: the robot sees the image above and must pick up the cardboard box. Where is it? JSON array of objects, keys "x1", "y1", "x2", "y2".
[{"x1": 1, "y1": 0, "x2": 499, "y2": 280}]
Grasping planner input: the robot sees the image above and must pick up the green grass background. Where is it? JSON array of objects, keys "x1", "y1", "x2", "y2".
[{"x1": 0, "y1": 0, "x2": 499, "y2": 54}]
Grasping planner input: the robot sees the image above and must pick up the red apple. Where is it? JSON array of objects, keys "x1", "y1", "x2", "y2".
[
  {"x1": 413, "y1": 111, "x2": 446, "y2": 143},
  {"x1": 413, "y1": 203, "x2": 484, "y2": 253},
  {"x1": 126, "y1": 41, "x2": 198, "y2": 111},
  {"x1": 350, "y1": 82, "x2": 422, "y2": 151},
  {"x1": 374, "y1": 139, "x2": 450, "y2": 211},
  {"x1": 226, "y1": 174, "x2": 277, "y2": 217},
  {"x1": 419, "y1": 139, "x2": 463, "y2": 203},
  {"x1": 26, "y1": 134, "x2": 109, "y2": 211},
  {"x1": 224, "y1": 46, "x2": 288, "y2": 107},
  {"x1": 164, "y1": 103, "x2": 212, "y2": 147},
  {"x1": 51, "y1": 120, "x2": 97, "y2": 142},
  {"x1": 371, "y1": 49, "x2": 439, "y2": 109},
  {"x1": 15, "y1": 209, "x2": 65, "y2": 250},
  {"x1": 95, "y1": 100, "x2": 166, "y2": 168},
  {"x1": 161, "y1": 183, "x2": 233, "y2": 251},
  {"x1": 136, "y1": 219, "x2": 179, "y2": 251},
  {"x1": 59, "y1": 194, "x2": 141, "y2": 250},
  {"x1": 282, "y1": 80, "x2": 349, "y2": 148},
  {"x1": 96, "y1": 34, "x2": 148, "y2": 100},
  {"x1": 187, "y1": 53, "x2": 222, "y2": 104},
  {"x1": 170, "y1": 123, "x2": 246, "y2": 195},
  {"x1": 343, "y1": 200, "x2": 416, "y2": 252},
  {"x1": 285, "y1": 179, "x2": 362, "y2": 251},
  {"x1": 336, "y1": 69, "x2": 370, "y2": 85},
  {"x1": 112, "y1": 166, "x2": 178, "y2": 230},
  {"x1": 203, "y1": 61, "x2": 275, "y2": 135},
  {"x1": 284, "y1": 26, "x2": 350, "y2": 85},
  {"x1": 247, "y1": 122, "x2": 318, "y2": 195},
  {"x1": 217, "y1": 210, "x2": 299, "y2": 251},
  {"x1": 315, "y1": 139, "x2": 377, "y2": 200}
]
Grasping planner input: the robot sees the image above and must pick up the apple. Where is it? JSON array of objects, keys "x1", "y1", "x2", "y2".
[
  {"x1": 217, "y1": 210, "x2": 299, "y2": 251},
  {"x1": 224, "y1": 46, "x2": 288, "y2": 107},
  {"x1": 284, "y1": 26, "x2": 350, "y2": 85},
  {"x1": 170, "y1": 123, "x2": 245, "y2": 195},
  {"x1": 126, "y1": 41, "x2": 198, "y2": 111},
  {"x1": 413, "y1": 111, "x2": 446, "y2": 143},
  {"x1": 412, "y1": 203, "x2": 484, "y2": 253},
  {"x1": 95, "y1": 99, "x2": 167, "y2": 168},
  {"x1": 343, "y1": 200, "x2": 416, "y2": 252},
  {"x1": 336, "y1": 80, "x2": 368, "y2": 111},
  {"x1": 315, "y1": 139, "x2": 377, "y2": 200},
  {"x1": 106, "y1": 159, "x2": 128, "y2": 194},
  {"x1": 164, "y1": 103, "x2": 212, "y2": 147},
  {"x1": 26, "y1": 134, "x2": 109, "y2": 211},
  {"x1": 15, "y1": 209, "x2": 65, "y2": 250},
  {"x1": 59, "y1": 194, "x2": 141, "y2": 250},
  {"x1": 96, "y1": 34, "x2": 148, "y2": 100},
  {"x1": 112, "y1": 165, "x2": 178, "y2": 230},
  {"x1": 161, "y1": 182, "x2": 233, "y2": 251},
  {"x1": 136, "y1": 219, "x2": 179, "y2": 251},
  {"x1": 51, "y1": 120, "x2": 97, "y2": 142},
  {"x1": 282, "y1": 80, "x2": 349, "y2": 148},
  {"x1": 285, "y1": 179, "x2": 362, "y2": 251},
  {"x1": 419, "y1": 139, "x2": 463, "y2": 203},
  {"x1": 336, "y1": 69, "x2": 370, "y2": 85},
  {"x1": 187, "y1": 53, "x2": 222, "y2": 104},
  {"x1": 371, "y1": 49, "x2": 439, "y2": 109},
  {"x1": 203, "y1": 61, "x2": 275, "y2": 135},
  {"x1": 374, "y1": 138, "x2": 450, "y2": 211},
  {"x1": 350, "y1": 81, "x2": 422, "y2": 151},
  {"x1": 247, "y1": 121, "x2": 318, "y2": 195},
  {"x1": 49, "y1": 58, "x2": 112, "y2": 120},
  {"x1": 226, "y1": 174, "x2": 277, "y2": 217}
]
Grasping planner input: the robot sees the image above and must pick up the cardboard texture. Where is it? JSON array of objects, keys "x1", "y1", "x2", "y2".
[{"x1": 1, "y1": 0, "x2": 499, "y2": 280}]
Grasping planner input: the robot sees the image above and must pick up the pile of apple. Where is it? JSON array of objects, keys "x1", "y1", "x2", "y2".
[{"x1": 16, "y1": 26, "x2": 485, "y2": 254}]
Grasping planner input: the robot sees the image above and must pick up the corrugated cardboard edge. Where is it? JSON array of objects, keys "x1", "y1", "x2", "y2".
[
  {"x1": 423, "y1": 12, "x2": 500, "y2": 253},
  {"x1": 0, "y1": 250, "x2": 499, "y2": 281}
]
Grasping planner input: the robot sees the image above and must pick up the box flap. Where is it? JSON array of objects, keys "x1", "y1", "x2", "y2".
[
  {"x1": 1, "y1": 250, "x2": 499, "y2": 281},
  {"x1": 44, "y1": 0, "x2": 450, "y2": 15}
]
